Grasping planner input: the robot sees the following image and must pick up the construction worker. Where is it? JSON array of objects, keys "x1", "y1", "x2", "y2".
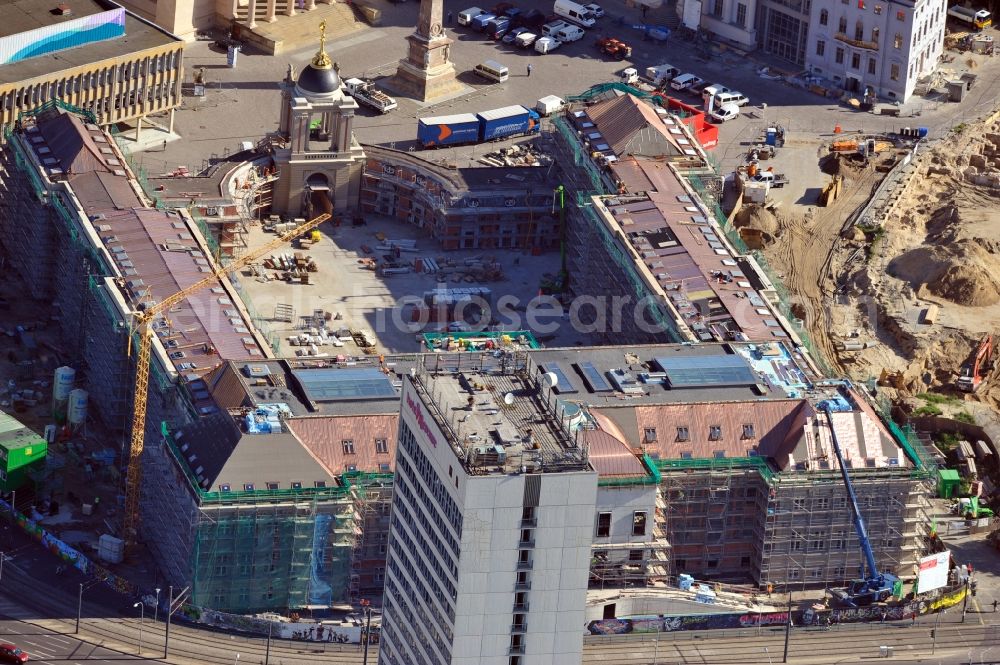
[{"x1": 527, "y1": 64, "x2": 533, "y2": 77}]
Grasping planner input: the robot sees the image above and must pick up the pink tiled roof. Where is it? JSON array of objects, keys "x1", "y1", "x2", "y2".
[
  {"x1": 599, "y1": 400, "x2": 809, "y2": 464},
  {"x1": 286, "y1": 415, "x2": 399, "y2": 475}
]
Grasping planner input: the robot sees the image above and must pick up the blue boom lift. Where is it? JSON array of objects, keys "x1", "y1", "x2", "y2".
[{"x1": 824, "y1": 404, "x2": 899, "y2": 607}]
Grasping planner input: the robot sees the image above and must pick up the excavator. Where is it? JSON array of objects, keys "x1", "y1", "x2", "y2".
[{"x1": 957, "y1": 334, "x2": 993, "y2": 392}]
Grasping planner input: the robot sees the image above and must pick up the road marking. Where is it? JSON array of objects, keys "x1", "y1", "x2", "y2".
[{"x1": 44, "y1": 635, "x2": 73, "y2": 646}]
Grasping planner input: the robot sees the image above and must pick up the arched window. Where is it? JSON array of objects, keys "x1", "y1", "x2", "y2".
[
  {"x1": 820, "y1": 9, "x2": 829, "y2": 24},
  {"x1": 838, "y1": 16, "x2": 847, "y2": 32},
  {"x1": 894, "y1": 33, "x2": 902, "y2": 48}
]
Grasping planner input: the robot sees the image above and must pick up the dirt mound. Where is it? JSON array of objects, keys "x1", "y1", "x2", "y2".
[
  {"x1": 733, "y1": 205, "x2": 779, "y2": 234},
  {"x1": 887, "y1": 238, "x2": 1000, "y2": 306},
  {"x1": 820, "y1": 152, "x2": 866, "y2": 177},
  {"x1": 927, "y1": 264, "x2": 1000, "y2": 306}
]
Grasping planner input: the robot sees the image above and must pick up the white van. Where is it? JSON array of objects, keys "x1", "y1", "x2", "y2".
[
  {"x1": 554, "y1": 0, "x2": 597, "y2": 28},
  {"x1": 716, "y1": 91, "x2": 750, "y2": 107},
  {"x1": 542, "y1": 20, "x2": 571, "y2": 36},
  {"x1": 701, "y1": 84, "x2": 731, "y2": 102},
  {"x1": 458, "y1": 7, "x2": 484, "y2": 25},
  {"x1": 645, "y1": 64, "x2": 679, "y2": 86},
  {"x1": 670, "y1": 73, "x2": 703, "y2": 91},
  {"x1": 710, "y1": 103, "x2": 740, "y2": 123},
  {"x1": 473, "y1": 60, "x2": 509, "y2": 82},
  {"x1": 555, "y1": 24, "x2": 585, "y2": 42},
  {"x1": 534, "y1": 35, "x2": 562, "y2": 53}
]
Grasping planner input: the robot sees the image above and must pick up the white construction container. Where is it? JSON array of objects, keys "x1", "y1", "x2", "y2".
[
  {"x1": 53, "y1": 366, "x2": 75, "y2": 420},
  {"x1": 67, "y1": 388, "x2": 88, "y2": 427},
  {"x1": 98, "y1": 534, "x2": 124, "y2": 564}
]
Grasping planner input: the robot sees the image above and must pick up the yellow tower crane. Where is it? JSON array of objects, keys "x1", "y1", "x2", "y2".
[{"x1": 122, "y1": 213, "x2": 331, "y2": 550}]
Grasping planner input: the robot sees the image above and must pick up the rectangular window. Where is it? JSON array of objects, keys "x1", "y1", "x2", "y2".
[
  {"x1": 633, "y1": 511, "x2": 648, "y2": 536},
  {"x1": 896, "y1": 9, "x2": 904, "y2": 19},
  {"x1": 342, "y1": 439, "x2": 355, "y2": 455},
  {"x1": 890, "y1": 63, "x2": 900, "y2": 80},
  {"x1": 713, "y1": 0, "x2": 724, "y2": 16},
  {"x1": 596, "y1": 512, "x2": 612, "y2": 538},
  {"x1": 894, "y1": 33, "x2": 902, "y2": 48},
  {"x1": 709, "y1": 425, "x2": 722, "y2": 440},
  {"x1": 244, "y1": 483, "x2": 255, "y2": 492},
  {"x1": 714, "y1": 450, "x2": 726, "y2": 459},
  {"x1": 266, "y1": 482, "x2": 279, "y2": 490},
  {"x1": 868, "y1": 57, "x2": 876, "y2": 74},
  {"x1": 736, "y1": 2, "x2": 747, "y2": 26},
  {"x1": 291, "y1": 482, "x2": 302, "y2": 490},
  {"x1": 835, "y1": 47, "x2": 845, "y2": 63},
  {"x1": 851, "y1": 53, "x2": 861, "y2": 69},
  {"x1": 676, "y1": 426, "x2": 689, "y2": 442},
  {"x1": 314, "y1": 481, "x2": 327, "y2": 488},
  {"x1": 644, "y1": 427, "x2": 657, "y2": 442},
  {"x1": 220, "y1": 484, "x2": 231, "y2": 492},
  {"x1": 680, "y1": 451, "x2": 693, "y2": 459},
  {"x1": 629, "y1": 549, "x2": 644, "y2": 561},
  {"x1": 375, "y1": 438, "x2": 389, "y2": 454},
  {"x1": 790, "y1": 540, "x2": 803, "y2": 551}
]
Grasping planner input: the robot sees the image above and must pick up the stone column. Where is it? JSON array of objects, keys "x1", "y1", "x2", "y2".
[
  {"x1": 266, "y1": 0, "x2": 277, "y2": 21},
  {"x1": 246, "y1": 0, "x2": 258, "y2": 28},
  {"x1": 306, "y1": 0, "x2": 316, "y2": 9},
  {"x1": 287, "y1": 0, "x2": 296, "y2": 16}
]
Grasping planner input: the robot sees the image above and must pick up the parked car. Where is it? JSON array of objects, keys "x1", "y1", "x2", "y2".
[
  {"x1": 709, "y1": 103, "x2": 740, "y2": 123},
  {"x1": 0, "y1": 645, "x2": 28, "y2": 664},
  {"x1": 514, "y1": 8, "x2": 546, "y2": 28},
  {"x1": 503, "y1": 27, "x2": 528, "y2": 43},
  {"x1": 584, "y1": 3, "x2": 605, "y2": 17}
]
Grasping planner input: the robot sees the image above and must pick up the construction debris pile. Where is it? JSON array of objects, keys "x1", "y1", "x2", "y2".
[{"x1": 478, "y1": 142, "x2": 553, "y2": 168}]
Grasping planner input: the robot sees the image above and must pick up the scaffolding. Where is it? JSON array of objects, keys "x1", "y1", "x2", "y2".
[{"x1": 655, "y1": 455, "x2": 931, "y2": 590}]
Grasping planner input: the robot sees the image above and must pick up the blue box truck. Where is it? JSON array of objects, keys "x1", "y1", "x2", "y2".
[
  {"x1": 418, "y1": 106, "x2": 540, "y2": 147},
  {"x1": 477, "y1": 105, "x2": 540, "y2": 141},
  {"x1": 417, "y1": 113, "x2": 482, "y2": 147}
]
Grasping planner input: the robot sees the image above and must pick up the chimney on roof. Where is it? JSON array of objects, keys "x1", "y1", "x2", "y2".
[{"x1": 54, "y1": 4, "x2": 73, "y2": 16}]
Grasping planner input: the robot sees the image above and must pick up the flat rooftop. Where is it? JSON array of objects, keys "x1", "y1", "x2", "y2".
[
  {"x1": 205, "y1": 340, "x2": 815, "y2": 421},
  {"x1": 0, "y1": 2, "x2": 179, "y2": 86},
  {"x1": 411, "y1": 356, "x2": 591, "y2": 476}
]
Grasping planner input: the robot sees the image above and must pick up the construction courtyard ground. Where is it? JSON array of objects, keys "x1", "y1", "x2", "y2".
[{"x1": 236, "y1": 217, "x2": 590, "y2": 355}]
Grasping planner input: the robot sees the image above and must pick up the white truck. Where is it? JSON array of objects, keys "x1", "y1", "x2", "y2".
[
  {"x1": 344, "y1": 78, "x2": 398, "y2": 113},
  {"x1": 947, "y1": 5, "x2": 992, "y2": 30}
]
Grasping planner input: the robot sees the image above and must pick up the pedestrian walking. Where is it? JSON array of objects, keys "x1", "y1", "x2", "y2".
[
  {"x1": 162, "y1": 139, "x2": 167, "y2": 151},
  {"x1": 993, "y1": 599, "x2": 998, "y2": 613},
  {"x1": 526, "y1": 64, "x2": 533, "y2": 77},
  {"x1": 641, "y1": 4, "x2": 648, "y2": 17},
  {"x1": 447, "y1": 11, "x2": 453, "y2": 24}
]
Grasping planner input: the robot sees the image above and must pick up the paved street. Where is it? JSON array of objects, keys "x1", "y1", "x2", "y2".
[{"x1": 131, "y1": 0, "x2": 1000, "y2": 197}]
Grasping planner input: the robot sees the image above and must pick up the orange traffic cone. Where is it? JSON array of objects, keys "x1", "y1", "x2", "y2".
[{"x1": 834, "y1": 124, "x2": 842, "y2": 134}]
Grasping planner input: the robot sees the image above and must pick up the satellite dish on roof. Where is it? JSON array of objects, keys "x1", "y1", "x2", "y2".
[
  {"x1": 504, "y1": 392, "x2": 515, "y2": 406},
  {"x1": 541, "y1": 372, "x2": 559, "y2": 389}
]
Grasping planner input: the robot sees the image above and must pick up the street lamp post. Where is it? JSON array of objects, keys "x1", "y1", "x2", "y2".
[
  {"x1": 265, "y1": 621, "x2": 272, "y2": 665},
  {"x1": 154, "y1": 588, "x2": 161, "y2": 625},
  {"x1": 0, "y1": 551, "x2": 5, "y2": 582},
  {"x1": 133, "y1": 601, "x2": 144, "y2": 655},
  {"x1": 76, "y1": 583, "x2": 83, "y2": 634},
  {"x1": 361, "y1": 600, "x2": 373, "y2": 665},
  {"x1": 963, "y1": 577, "x2": 972, "y2": 623},
  {"x1": 782, "y1": 591, "x2": 792, "y2": 663}
]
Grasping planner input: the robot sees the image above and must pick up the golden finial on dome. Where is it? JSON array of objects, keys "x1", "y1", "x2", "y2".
[{"x1": 312, "y1": 20, "x2": 332, "y2": 69}]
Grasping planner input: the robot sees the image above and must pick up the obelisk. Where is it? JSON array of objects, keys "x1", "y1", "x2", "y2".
[{"x1": 390, "y1": 0, "x2": 463, "y2": 101}]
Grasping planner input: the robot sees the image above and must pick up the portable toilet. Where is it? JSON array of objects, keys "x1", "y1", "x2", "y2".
[
  {"x1": 765, "y1": 127, "x2": 778, "y2": 146},
  {"x1": 938, "y1": 468, "x2": 961, "y2": 499}
]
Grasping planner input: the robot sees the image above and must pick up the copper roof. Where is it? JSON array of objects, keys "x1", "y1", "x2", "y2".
[
  {"x1": 582, "y1": 427, "x2": 649, "y2": 479},
  {"x1": 584, "y1": 94, "x2": 692, "y2": 159},
  {"x1": 26, "y1": 110, "x2": 268, "y2": 380},
  {"x1": 286, "y1": 415, "x2": 399, "y2": 475},
  {"x1": 595, "y1": 161, "x2": 783, "y2": 343}
]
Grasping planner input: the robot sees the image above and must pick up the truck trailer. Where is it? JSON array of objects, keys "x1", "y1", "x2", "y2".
[
  {"x1": 948, "y1": 5, "x2": 992, "y2": 29},
  {"x1": 418, "y1": 105, "x2": 540, "y2": 147}
]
